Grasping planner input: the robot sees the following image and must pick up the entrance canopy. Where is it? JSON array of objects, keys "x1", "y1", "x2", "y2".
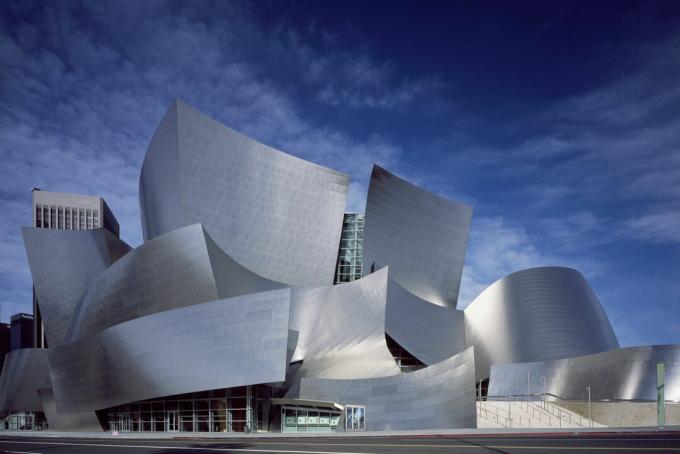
[{"x1": 270, "y1": 398, "x2": 344, "y2": 411}]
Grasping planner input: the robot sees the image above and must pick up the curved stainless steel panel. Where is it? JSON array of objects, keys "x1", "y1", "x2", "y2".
[
  {"x1": 289, "y1": 267, "x2": 400, "y2": 381},
  {"x1": 488, "y1": 345, "x2": 680, "y2": 401},
  {"x1": 67, "y1": 223, "x2": 284, "y2": 342},
  {"x1": 22, "y1": 227, "x2": 131, "y2": 346},
  {"x1": 38, "y1": 387, "x2": 102, "y2": 431},
  {"x1": 363, "y1": 165, "x2": 472, "y2": 307},
  {"x1": 385, "y1": 277, "x2": 466, "y2": 365},
  {"x1": 0, "y1": 349, "x2": 51, "y2": 412},
  {"x1": 139, "y1": 101, "x2": 349, "y2": 287},
  {"x1": 296, "y1": 347, "x2": 477, "y2": 430},
  {"x1": 464, "y1": 266, "x2": 620, "y2": 380},
  {"x1": 49, "y1": 289, "x2": 292, "y2": 413}
]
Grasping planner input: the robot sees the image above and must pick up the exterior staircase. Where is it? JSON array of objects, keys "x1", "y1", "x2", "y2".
[{"x1": 477, "y1": 397, "x2": 605, "y2": 429}]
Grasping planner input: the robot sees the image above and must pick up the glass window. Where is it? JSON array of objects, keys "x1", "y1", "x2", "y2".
[{"x1": 345, "y1": 405, "x2": 366, "y2": 431}]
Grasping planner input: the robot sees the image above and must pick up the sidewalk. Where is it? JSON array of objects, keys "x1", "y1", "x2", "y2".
[{"x1": 1, "y1": 426, "x2": 678, "y2": 439}]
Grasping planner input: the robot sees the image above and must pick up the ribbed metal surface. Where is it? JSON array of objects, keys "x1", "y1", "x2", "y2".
[
  {"x1": 66, "y1": 223, "x2": 284, "y2": 342},
  {"x1": 489, "y1": 345, "x2": 680, "y2": 401},
  {"x1": 139, "y1": 101, "x2": 349, "y2": 287},
  {"x1": 465, "y1": 266, "x2": 620, "y2": 380},
  {"x1": 363, "y1": 165, "x2": 472, "y2": 307},
  {"x1": 0, "y1": 349, "x2": 51, "y2": 412},
  {"x1": 385, "y1": 277, "x2": 466, "y2": 365},
  {"x1": 49, "y1": 289, "x2": 292, "y2": 413},
  {"x1": 297, "y1": 347, "x2": 477, "y2": 430},
  {"x1": 22, "y1": 227, "x2": 130, "y2": 346}
]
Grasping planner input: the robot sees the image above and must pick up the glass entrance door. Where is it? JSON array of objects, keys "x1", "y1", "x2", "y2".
[{"x1": 167, "y1": 411, "x2": 179, "y2": 432}]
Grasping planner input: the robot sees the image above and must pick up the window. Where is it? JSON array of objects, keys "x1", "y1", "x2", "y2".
[{"x1": 345, "y1": 405, "x2": 365, "y2": 431}]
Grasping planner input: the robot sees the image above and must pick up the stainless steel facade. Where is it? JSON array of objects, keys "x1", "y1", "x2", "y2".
[
  {"x1": 139, "y1": 101, "x2": 349, "y2": 288},
  {"x1": 385, "y1": 277, "x2": 466, "y2": 365},
  {"x1": 5, "y1": 100, "x2": 678, "y2": 432},
  {"x1": 363, "y1": 165, "x2": 472, "y2": 307},
  {"x1": 65, "y1": 224, "x2": 284, "y2": 342},
  {"x1": 488, "y1": 345, "x2": 680, "y2": 402},
  {"x1": 37, "y1": 387, "x2": 101, "y2": 431},
  {"x1": 30, "y1": 189, "x2": 122, "y2": 348},
  {"x1": 464, "y1": 266, "x2": 620, "y2": 380},
  {"x1": 22, "y1": 227, "x2": 130, "y2": 346},
  {"x1": 296, "y1": 347, "x2": 478, "y2": 431},
  {"x1": 0, "y1": 349, "x2": 51, "y2": 412},
  {"x1": 289, "y1": 267, "x2": 401, "y2": 382},
  {"x1": 49, "y1": 289, "x2": 292, "y2": 413}
]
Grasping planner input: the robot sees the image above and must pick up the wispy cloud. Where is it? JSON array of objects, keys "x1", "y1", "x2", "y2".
[
  {"x1": 623, "y1": 207, "x2": 680, "y2": 244},
  {"x1": 0, "y1": 1, "x2": 407, "y2": 320},
  {"x1": 317, "y1": 76, "x2": 443, "y2": 109},
  {"x1": 267, "y1": 25, "x2": 446, "y2": 110},
  {"x1": 458, "y1": 216, "x2": 603, "y2": 308}
]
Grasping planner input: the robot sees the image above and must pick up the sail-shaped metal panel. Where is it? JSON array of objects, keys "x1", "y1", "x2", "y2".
[
  {"x1": 139, "y1": 101, "x2": 349, "y2": 287},
  {"x1": 488, "y1": 345, "x2": 680, "y2": 401},
  {"x1": 289, "y1": 267, "x2": 399, "y2": 381},
  {"x1": 22, "y1": 227, "x2": 130, "y2": 346},
  {"x1": 363, "y1": 165, "x2": 472, "y2": 307},
  {"x1": 385, "y1": 277, "x2": 466, "y2": 365},
  {"x1": 0, "y1": 349, "x2": 51, "y2": 412},
  {"x1": 49, "y1": 289, "x2": 292, "y2": 413},
  {"x1": 297, "y1": 347, "x2": 477, "y2": 430},
  {"x1": 465, "y1": 266, "x2": 619, "y2": 380},
  {"x1": 66, "y1": 223, "x2": 284, "y2": 342}
]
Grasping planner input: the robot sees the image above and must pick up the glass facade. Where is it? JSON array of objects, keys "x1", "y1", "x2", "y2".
[
  {"x1": 334, "y1": 213, "x2": 365, "y2": 284},
  {"x1": 385, "y1": 333, "x2": 426, "y2": 373},
  {"x1": 1, "y1": 412, "x2": 48, "y2": 430},
  {"x1": 99, "y1": 385, "x2": 272, "y2": 433}
]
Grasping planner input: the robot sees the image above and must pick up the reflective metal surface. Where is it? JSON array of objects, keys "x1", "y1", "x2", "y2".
[
  {"x1": 296, "y1": 347, "x2": 477, "y2": 431},
  {"x1": 465, "y1": 266, "x2": 620, "y2": 380},
  {"x1": 49, "y1": 289, "x2": 292, "y2": 413},
  {"x1": 66, "y1": 223, "x2": 284, "y2": 342},
  {"x1": 140, "y1": 101, "x2": 349, "y2": 287},
  {"x1": 289, "y1": 267, "x2": 400, "y2": 381},
  {"x1": 488, "y1": 345, "x2": 680, "y2": 402},
  {"x1": 0, "y1": 349, "x2": 51, "y2": 412},
  {"x1": 38, "y1": 387, "x2": 101, "y2": 431},
  {"x1": 385, "y1": 277, "x2": 466, "y2": 365},
  {"x1": 22, "y1": 227, "x2": 130, "y2": 346},
  {"x1": 12, "y1": 100, "x2": 676, "y2": 433},
  {"x1": 363, "y1": 165, "x2": 472, "y2": 307}
]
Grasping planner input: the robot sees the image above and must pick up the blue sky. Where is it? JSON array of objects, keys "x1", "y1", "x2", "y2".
[{"x1": 0, "y1": 1, "x2": 678, "y2": 346}]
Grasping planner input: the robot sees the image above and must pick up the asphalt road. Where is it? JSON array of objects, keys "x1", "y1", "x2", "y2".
[{"x1": 1, "y1": 432, "x2": 680, "y2": 454}]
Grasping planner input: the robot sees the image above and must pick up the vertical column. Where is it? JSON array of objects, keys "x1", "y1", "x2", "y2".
[
  {"x1": 657, "y1": 362, "x2": 665, "y2": 428},
  {"x1": 246, "y1": 385, "x2": 252, "y2": 433}
]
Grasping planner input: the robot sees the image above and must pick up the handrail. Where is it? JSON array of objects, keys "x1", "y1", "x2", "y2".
[{"x1": 477, "y1": 395, "x2": 597, "y2": 428}]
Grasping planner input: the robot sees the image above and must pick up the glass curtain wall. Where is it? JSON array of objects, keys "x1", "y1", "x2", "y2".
[
  {"x1": 1, "y1": 412, "x2": 48, "y2": 430},
  {"x1": 101, "y1": 385, "x2": 272, "y2": 433},
  {"x1": 334, "y1": 213, "x2": 365, "y2": 284}
]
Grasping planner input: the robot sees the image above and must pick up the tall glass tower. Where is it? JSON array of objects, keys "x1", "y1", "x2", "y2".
[{"x1": 333, "y1": 213, "x2": 365, "y2": 284}]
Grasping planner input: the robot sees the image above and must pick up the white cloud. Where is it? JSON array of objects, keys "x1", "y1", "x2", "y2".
[
  {"x1": 624, "y1": 208, "x2": 680, "y2": 244},
  {"x1": 0, "y1": 2, "x2": 406, "y2": 320},
  {"x1": 458, "y1": 216, "x2": 604, "y2": 308}
]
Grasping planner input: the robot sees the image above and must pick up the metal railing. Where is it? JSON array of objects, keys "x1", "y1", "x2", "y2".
[{"x1": 477, "y1": 394, "x2": 594, "y2": 429}]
